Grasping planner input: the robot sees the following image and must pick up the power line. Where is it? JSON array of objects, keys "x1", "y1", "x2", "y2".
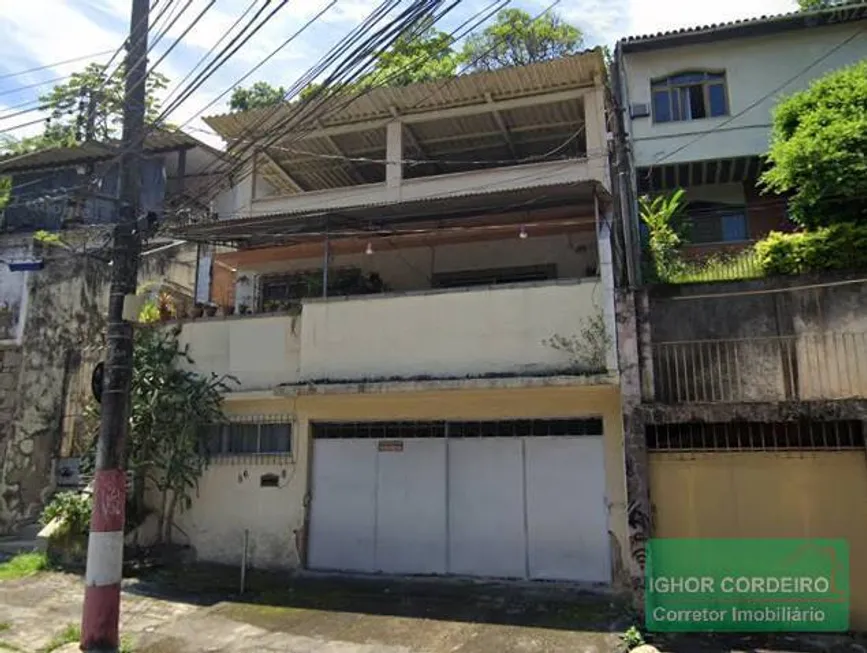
[{"x1": 0, "y1": 50, "x2": 115, "y2": 81}]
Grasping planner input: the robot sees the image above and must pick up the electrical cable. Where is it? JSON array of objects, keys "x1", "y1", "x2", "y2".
[{"x1": 0, "y1": 50, "x2": 115, "y2": 82}]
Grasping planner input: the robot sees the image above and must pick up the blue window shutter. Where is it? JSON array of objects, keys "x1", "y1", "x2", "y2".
[
  {"x1": 652, "y1": 90, "x2": 671, "y2": 123},
  {"x1": 721, "y1": 213, "x2": 747, "y2": 241},
  {"x1": 709, "y1": 84, "x2": 727, "y2": 117}
]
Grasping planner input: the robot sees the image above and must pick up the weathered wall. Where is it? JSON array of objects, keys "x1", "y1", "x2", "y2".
[
  {"x1": 0, "y1": 238, "x2": 198, "y2": 533},
  {"x1": 169, "y1": 384, "x2": 629, "y2": 582},
  {"x1": 647, "y1": 275, "x2": 867, "y2": 403}
]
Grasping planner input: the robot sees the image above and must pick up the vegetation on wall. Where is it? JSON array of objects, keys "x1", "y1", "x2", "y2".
[
  {"x1": 761, "y1": 60, "x2": 867, "y2": 229},
  {"x1": 543, "y1": 311, "x2": 610, "y2": 373}
]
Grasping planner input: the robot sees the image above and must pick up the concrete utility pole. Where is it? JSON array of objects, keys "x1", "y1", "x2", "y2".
[{"x1": 81, "y1": 0, "x2": 149, "y2": 650}]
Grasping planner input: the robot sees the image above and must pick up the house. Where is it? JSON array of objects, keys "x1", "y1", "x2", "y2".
[
  {"x1": 612, "y1": 3, "x2": 867, "y2": 273},
  {"x1": 168, "y1": 49, "x2": 633, "y2": 587},
  {"x1": 0, "y1": 130, "x2": 223, "y2": 532},
  {"x1": 610, "y1": 3, "x2": 867, "y2": 628}
]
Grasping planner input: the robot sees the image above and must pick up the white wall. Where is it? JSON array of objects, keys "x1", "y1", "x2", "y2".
[
  {"x1": 622, "y1": 22, "x2": 867, "y2": 167},
  {"x1": 173, "y1": 456, "x2": 304, "y2": 569},
  {"x1": 0, "y1": 240, "x2": 30, "y2": 344},
  {"x1": 178, "y1": 314, "x2": 301, "y2": 391},
  {"x1": 299, "y1": 279, "x2": 606, "y2": 382}
]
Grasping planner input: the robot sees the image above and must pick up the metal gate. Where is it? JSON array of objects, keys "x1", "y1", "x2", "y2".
[{"x1": 648, "y1": 421, "x2": 867, "y2": 630}]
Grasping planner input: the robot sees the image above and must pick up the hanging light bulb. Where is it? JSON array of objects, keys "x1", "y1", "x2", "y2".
[
  {"x1": 365, "y1": 241, "x2": 374, "y2": 255},
  {"x1": 519, "y1": 225, "x2": 528, "y2": 239}
]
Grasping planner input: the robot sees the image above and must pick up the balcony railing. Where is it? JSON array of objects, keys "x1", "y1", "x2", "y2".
[{"x1": 650, "y1": 332, "x2": 867, "y2": 403}]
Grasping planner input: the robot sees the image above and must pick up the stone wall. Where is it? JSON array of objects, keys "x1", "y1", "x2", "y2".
[{"x1": 0, "y1": 242, "x2": 197, "y2": 533}]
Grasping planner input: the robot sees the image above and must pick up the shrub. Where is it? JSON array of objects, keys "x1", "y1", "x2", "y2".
[
  {"x1": 754, "y1": 222, "x2": 867, "y2": 276},
  {"x1": 41, "y1": 492, "x2": 92, "y2": 538}
]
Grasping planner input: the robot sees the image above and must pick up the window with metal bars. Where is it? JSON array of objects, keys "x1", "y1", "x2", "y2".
[
  {"x1": 202, "y1": 421, "x2": 292, "y2": 455},
  {"x1": 311, "y1": 418, "x2": 603, "y2": 439},
  {"x1": 646, "y1": 421, "x2": 863, "y2": 452}
]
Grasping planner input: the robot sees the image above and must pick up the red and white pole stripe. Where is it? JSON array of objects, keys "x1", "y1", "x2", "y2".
[{"x1": 82, "y1": 469, "x2": 127, "y2": 650}]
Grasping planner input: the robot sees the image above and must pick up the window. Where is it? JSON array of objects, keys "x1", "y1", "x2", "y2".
[
  {"x1": 686, "y1": 204, "x2": 748, "y2": 244},
  {"x1": 651, "y1": 72, "x2": 728, "y2": 123},
  {"x1": 202, "y1": 421, "x2": 292, "y2": 456},
  {"x1": 432, "y1": 264, "x2": 557, "y2": 289}
]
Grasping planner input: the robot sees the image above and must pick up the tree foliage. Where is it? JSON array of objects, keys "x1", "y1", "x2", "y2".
[
  {"x1": 797, "y1": 0, "x2": 862, "y2": 10},
  {"x1": 760, "y1": 60, "x2": 867, "y2": 228},
  {"x1": 229, "y1": 10, "x2": 583, "y2": 111},
  {"x1": 460, "y1": 9, "x2": 583, "y2": 71},
  {"x1": 0, "y1": 63, "x2": 169, "y2": 156},
  {"x1": 126, "y1": 323, "x2": 236, "y2": 543},
  {"x1": 754, "y1": 223, "x2": 867, "y2": 276},
  {"x1": 640, "y1": 189, "x2": 688, "y2": 282},
  {"x1": 229, "y1": 81, "x2": 287, "y2": 112}
]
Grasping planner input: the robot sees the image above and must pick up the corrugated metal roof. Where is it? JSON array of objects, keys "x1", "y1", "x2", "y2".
[
  {"x1": 204, "y1": 49, "x2": 604, "y2": 140},
  {"x1": 209, "y1": 52, "x2": 601, "y2": 194},
  {"x1": 0, "y1": 130, "x2": 202, "y2": 174},
  {"x1": 619, "y1": 3, "x2": 867, "y2": 51}
]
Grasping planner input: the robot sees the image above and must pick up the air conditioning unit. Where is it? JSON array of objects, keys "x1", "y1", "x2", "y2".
[{"x1": 630, "y1": 103, "x2": 651, "y2": 119}]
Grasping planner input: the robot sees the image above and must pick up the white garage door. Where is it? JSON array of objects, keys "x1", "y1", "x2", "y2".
[{"x1": 308, "y1": 420, "x2": 610, "y2": 583}]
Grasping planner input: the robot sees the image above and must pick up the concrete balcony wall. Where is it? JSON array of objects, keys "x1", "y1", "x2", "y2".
[
  {"x1": 298, "y1": 279, "x2": 609, "y2": 383},
  {"x1": 177, "y1": 314, "x2": 301, "y2": 392}
]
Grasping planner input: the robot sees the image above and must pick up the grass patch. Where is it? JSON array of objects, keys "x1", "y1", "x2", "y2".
[
  {"x1": 120, "y1": 635, "x2": 135, "y2": 653},
  {"x1": 43, "y1": 623, "x2": 79, "y2": 653},
  {"x1": 0, "y1": 552, "x2": 48, "y2": 581},
  {"x1": 0, "y1": 625, "x2": 8, "y2": 633},
  {"x1": 0, "y1": 642, "x2": 26, "y2": 652}
]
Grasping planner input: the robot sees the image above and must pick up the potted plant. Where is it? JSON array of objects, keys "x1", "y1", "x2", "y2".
[
  {"x1": 204, "y1": 303, "x2": 218, "y2": 317},
  {"x1": 238, "y1": 304, "x2": 250, "y2": 315},
  {"x1": 157, "y1": 293, "x2": 175, "y2": 322},
  {"x1": 191, "y1": 303, "x2": 205, "y2": 319}
]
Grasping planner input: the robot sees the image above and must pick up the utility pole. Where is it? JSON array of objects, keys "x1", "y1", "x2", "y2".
[{"x1": 81, "y1": 0, "x2": 149, "y2": 651}]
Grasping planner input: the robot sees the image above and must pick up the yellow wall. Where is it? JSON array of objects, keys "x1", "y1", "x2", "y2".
[
  {"x1": 180, "y1": 383, "x2": 628, "y2": 581},
  {"x1": 650, "y1": 451, "x2": 867, "y2": 630}
]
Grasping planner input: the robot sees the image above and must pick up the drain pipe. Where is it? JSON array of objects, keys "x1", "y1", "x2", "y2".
[{"x1": 240, "y1": 529, "x2": 249, "y2": 594}]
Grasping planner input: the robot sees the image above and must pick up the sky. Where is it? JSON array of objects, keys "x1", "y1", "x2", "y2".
[{"x1": 0, "y1": 0, "x2": 798, "y2": 149}]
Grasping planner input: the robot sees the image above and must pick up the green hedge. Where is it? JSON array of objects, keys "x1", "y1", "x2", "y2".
[{"x1": 754, "y1": 223, "x2": 867, "y2": 276}]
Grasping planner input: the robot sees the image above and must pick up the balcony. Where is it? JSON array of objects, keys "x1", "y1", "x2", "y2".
[
  {"x1": 650, "y1": 332, "x2": 867, "y2": 403},
  {"x1": 177, "y1": 279, "x2": 614, "y2": 392},
  {"x1": 177, "y1": 314, "x2": 301, "y2": 392}
]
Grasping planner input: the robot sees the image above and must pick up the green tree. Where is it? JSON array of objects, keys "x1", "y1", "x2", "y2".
[
  {"x1": 0, "y1": 63, "x2": 168, "y2": 156},
  {"x1": 760, "y1": 60, "x2": 867, "y2": 228},
  {"x1": 128, "y1": 323, "x2": 235, "y2": 543},
  {"x1": 229, "y1": 80, "x2": 287, "y2": 112},
  {"x1": 640, "y1": 189, "x2": 688, "y2": 282},
  {"x1": 797, "y1": 0, "x2": 862, "y2": 10},
  {"x1": 459, "y1": 9, "x2": 583, "y2": 71}
]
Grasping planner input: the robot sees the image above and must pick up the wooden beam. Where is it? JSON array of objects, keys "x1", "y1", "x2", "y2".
[{"x1": 261, "y1": 150, "x2": 306, "y2": 193}]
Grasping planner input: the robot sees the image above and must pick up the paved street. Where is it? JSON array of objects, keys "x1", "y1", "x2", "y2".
[{"x1": 1, "y1": 569, "x2": 866, "y2": 653}]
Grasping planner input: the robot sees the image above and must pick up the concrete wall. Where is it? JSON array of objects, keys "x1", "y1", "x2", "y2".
[
  {"x1": 647, "y1": 275, "x2": 867, "y2": 402},
  {"x1": 171, "y1": 384, "x2": 629, "y2": 581},
  {"x1": 300, "y1": 279, "x2": 607, "y2": 382},
  {"x1": 179, "y1": 278, "x2": 610, "y2": 390},
  {"x1": 621, "y1": 21, "x2": 867, "y2": 166},
  {"x1": 178, "y1": 314, "x2": 301, "y2": 391}
]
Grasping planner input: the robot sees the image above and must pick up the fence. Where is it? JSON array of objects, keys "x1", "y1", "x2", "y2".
[
  {"x1": 642, "y1": 247, "x2": 765, "y2": 284},
  {"x1": 651, "y1": 332, "x2": 867, "y2": 403}
]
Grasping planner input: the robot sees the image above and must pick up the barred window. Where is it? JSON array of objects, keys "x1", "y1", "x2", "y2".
[{"x1": 202, "y1": 421, "x2": 292, "y2": 455}]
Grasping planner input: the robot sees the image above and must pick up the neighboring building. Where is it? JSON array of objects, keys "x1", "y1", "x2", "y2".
[
  {"x1": 169, "y1": 50, "x2": 634, "y2": 587},
  {"x1": 613, "y1": 4, "x2": 867, "y2": 268},
  {"x1": 0, "y1": 131, "x2": 221, "y2": 532},
  {"x1": 611, "y1": 4, "x2": 867, "y2": 628}
]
